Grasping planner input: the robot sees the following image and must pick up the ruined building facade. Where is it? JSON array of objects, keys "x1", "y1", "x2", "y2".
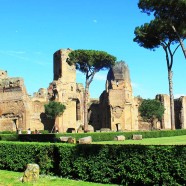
[
  {"x1": 0, "y1": 70, "x2": 46, "y2": 131},
  {"x1": 98, "y1": 62, "x2": 139, "y2": 131},
  {"x1": 0, "y1": 48, "x2": 186, "y2": 132}
]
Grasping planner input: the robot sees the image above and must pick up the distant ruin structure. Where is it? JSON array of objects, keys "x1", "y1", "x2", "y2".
[
  {"x1": 99, "y1": 62, "x2": 139, "y2": 131},
  {"x1": 0, "y1": 49, "x2": 186, "y2": 132},
  {"x1": 0, "y1": 69, "x2": 47, "y2": 132}
]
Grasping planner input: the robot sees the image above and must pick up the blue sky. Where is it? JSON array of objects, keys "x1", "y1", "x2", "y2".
[{"x1": 0, "y1": 0, "x2": 185, "y2": 99}]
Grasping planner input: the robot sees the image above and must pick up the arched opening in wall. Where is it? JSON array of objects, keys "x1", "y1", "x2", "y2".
[
  {"x1": 116, "y1": 123, "x2": 121, "y2": 131},
  {"x1": 13, "y1": 118, "x2": 18, "y2": 131},
  {"x1": 76, "y1": 99, "x2": 81, "y2": 120},
  {"x1": 0, "y1": 113, "x2": 19, "y2": 132}
]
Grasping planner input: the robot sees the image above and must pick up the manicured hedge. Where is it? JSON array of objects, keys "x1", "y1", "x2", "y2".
[
  {"x1": 1, "y1": 129, "x2": 186, "y2": 142},
  {"x1": 0, "y1": 141, "x2": 186, "y2": 185},
  {"x1": 0, "y1": 142, "x2": 55, "y2": 174}
]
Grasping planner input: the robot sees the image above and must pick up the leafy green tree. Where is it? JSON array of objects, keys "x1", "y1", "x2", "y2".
[
  {"x1": 138, "y1": 0, "x2": 186, "y2": 58},
  {"x1": 44, "y1": 101, "x2": 66, "y2": 132},
  {"x1": 135, "y1": 0, "x2": 186, "y2": 129},
  {"x1": 67, "y1": 49, "x2": 116, "y2": 131},
  {"x1": 139, "y1": 99, "x2": 165, "y2": 129}
]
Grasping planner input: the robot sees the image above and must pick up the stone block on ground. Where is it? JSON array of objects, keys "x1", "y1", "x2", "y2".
[
  {"x1": 114, "y1": 135, "x2": 125, "y2": 141},
  {"x1": 78, "y1": 136, "x2": 92, "y2": 144},
  {"x1": 59, "y1": 136, "x2": 72, "y2": 142},
  {"x1": 67, "y1": 137, "x2": 76, "y2": 144},
  {"x1": 77, "y1": 125, "x2": 84, "y2": 133},
  {"x1": 100, "y1": 128, "x2": 111, "y2": 132},
  {"x1": 132, "y1": 134, "x2": 142, "y2": 140},
  {"x1": 87, "y1": 125, "x2": 94, "y2": 132},
  {"x1": 22, "y1": 163, "x2": 39, "y2": 183},
  {"x1": 77, "y1": 129, "x2": 84, "y2": 133}
]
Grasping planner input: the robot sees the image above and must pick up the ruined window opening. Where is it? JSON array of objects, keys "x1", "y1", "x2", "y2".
[
  {"x1": 116, "y1": 123, "x2": 121, "y2": 131},
  {"x1": 116, "y1": 80, "x2": 119, "y2": 87},
  {"x1": 76, "y1": 99, "x2": 81, "y2": 120},
  {"x1": 71, "y1": 86, "x2": 73, "y2": 91}
]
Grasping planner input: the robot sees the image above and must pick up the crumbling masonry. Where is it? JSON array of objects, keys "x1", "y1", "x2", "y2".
[{"x1": 0, "y1": 48, "x2": 186, "y2": 132}]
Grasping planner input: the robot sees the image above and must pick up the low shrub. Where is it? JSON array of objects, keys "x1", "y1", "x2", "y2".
[
  {"x1": 0, "y1": 131, "x2": 17, "y2": 134},
  {"x1": 0, "y1": 142, "x2": 55, "y2": 174},
  {"x1": 1, "y1": 129, "x2": 186, "y2": 142},
  {"x1": 0, "y1": 134, "x2": 19, "y2": 141},
  {"x1": 0, "y1": 141, "x2": 186, "y2": 185}
]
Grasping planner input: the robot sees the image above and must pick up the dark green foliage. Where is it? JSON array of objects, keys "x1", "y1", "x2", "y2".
[
  {"x1": 0, "y1": 142, "x2": 55, "y2": 174},
  {"x1": 0, "y1": 134, "x2": 19, "y2": 141},
  {"x1": 0, "y1": 141, "x2": 186, "y2": 185},
  {"x1": 67, "y1": 50, "x2": 116, "y2": 74},
  {"x1": 44, "y1": 101, "x2": 66, "y2": 119},
  {"x1": 134, "y1": 19, "x2": 179, "y2": 50},
  {"x1": 17, "y1": 134, "x2": 57, "y2": 142},
  {"x1": 0, "y1": 131, "x2": 17, "y2": 134},
  {"x1": 138, "y1": 0, "x2": 186, "y2": 36},
  {"x1": 139, "y1": 99, "x2": 165, "y2": 121}
]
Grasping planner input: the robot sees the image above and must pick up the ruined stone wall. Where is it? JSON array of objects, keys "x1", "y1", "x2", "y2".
[
  {"x1": 156, "y1": 94, "x2": 171, "y2": 129},
  {"x1": 88, "y1": 99, "x2": 100, "y2": 131},
  {"x1": 2, "y1": 49, "x2": 186, "y2": 133},
  {"x1": 99, "y1": 61, "x2": 139, "y2": 131},
  {"x1": 0, "y1": 100, "x2": 25, "y2": 131},
  {"x1": 174, "y1": 96, "x2": 186, "y2": 129},
  {"x1": 29, "y1": 100, "x2": 45, "y2": 131},
  {"x1": 179, "y1": 96, "x2": 186, "y2": 129},
  {"x1": 51, "y1": 49, "x2": 84, "y2": 132},
  {"x1": 99, "y1": 91, "x2": 111, "y2": 129},
  {"x1": 0, "y1": 73, "x2": 30, "y2": 131},
  {"x1": 0, "y1": 70, "x2": 49, "y2": 132}
]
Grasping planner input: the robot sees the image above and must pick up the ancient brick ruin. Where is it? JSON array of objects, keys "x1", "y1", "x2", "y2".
[{"x1": 0, "y1": 48, "x2": 186, "y2": 132}]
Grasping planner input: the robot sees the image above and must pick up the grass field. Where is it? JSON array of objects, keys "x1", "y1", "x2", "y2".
[
  {"x1": 93, "y1": 135, "x2": 186, "y2": 145},
  {"x1": 0, "y1": 170, "x2": 118, "y2": 186}
]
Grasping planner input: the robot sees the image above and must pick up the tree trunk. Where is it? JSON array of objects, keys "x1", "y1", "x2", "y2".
[
  {"x1": 168, "y1": 70, "x2": 175, "y2": 130},
  {"x1": 51, "y1": 118, "x2": 57, "y2": 133},
  {"x1": 83, "y1": 81, "x2": 89, "y2": 132},
  {"x1": 171, "y1": 25, "x2": 186, "y2": 59}
]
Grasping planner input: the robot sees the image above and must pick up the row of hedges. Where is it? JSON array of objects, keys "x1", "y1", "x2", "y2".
[
  {"x1": 1, "y1": 129, "x2": 186, "y2": 142},
  {"x1": 0, "y1": 141, "x2": 186, "y2": 185}
]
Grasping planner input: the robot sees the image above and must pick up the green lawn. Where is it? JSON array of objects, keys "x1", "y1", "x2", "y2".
[
  {"x1": 0, "y1": 170, "x2": 118, "y2": 186},
  {"x1": 93, "y1": 135, "x2": 186, "y2": 145}
]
